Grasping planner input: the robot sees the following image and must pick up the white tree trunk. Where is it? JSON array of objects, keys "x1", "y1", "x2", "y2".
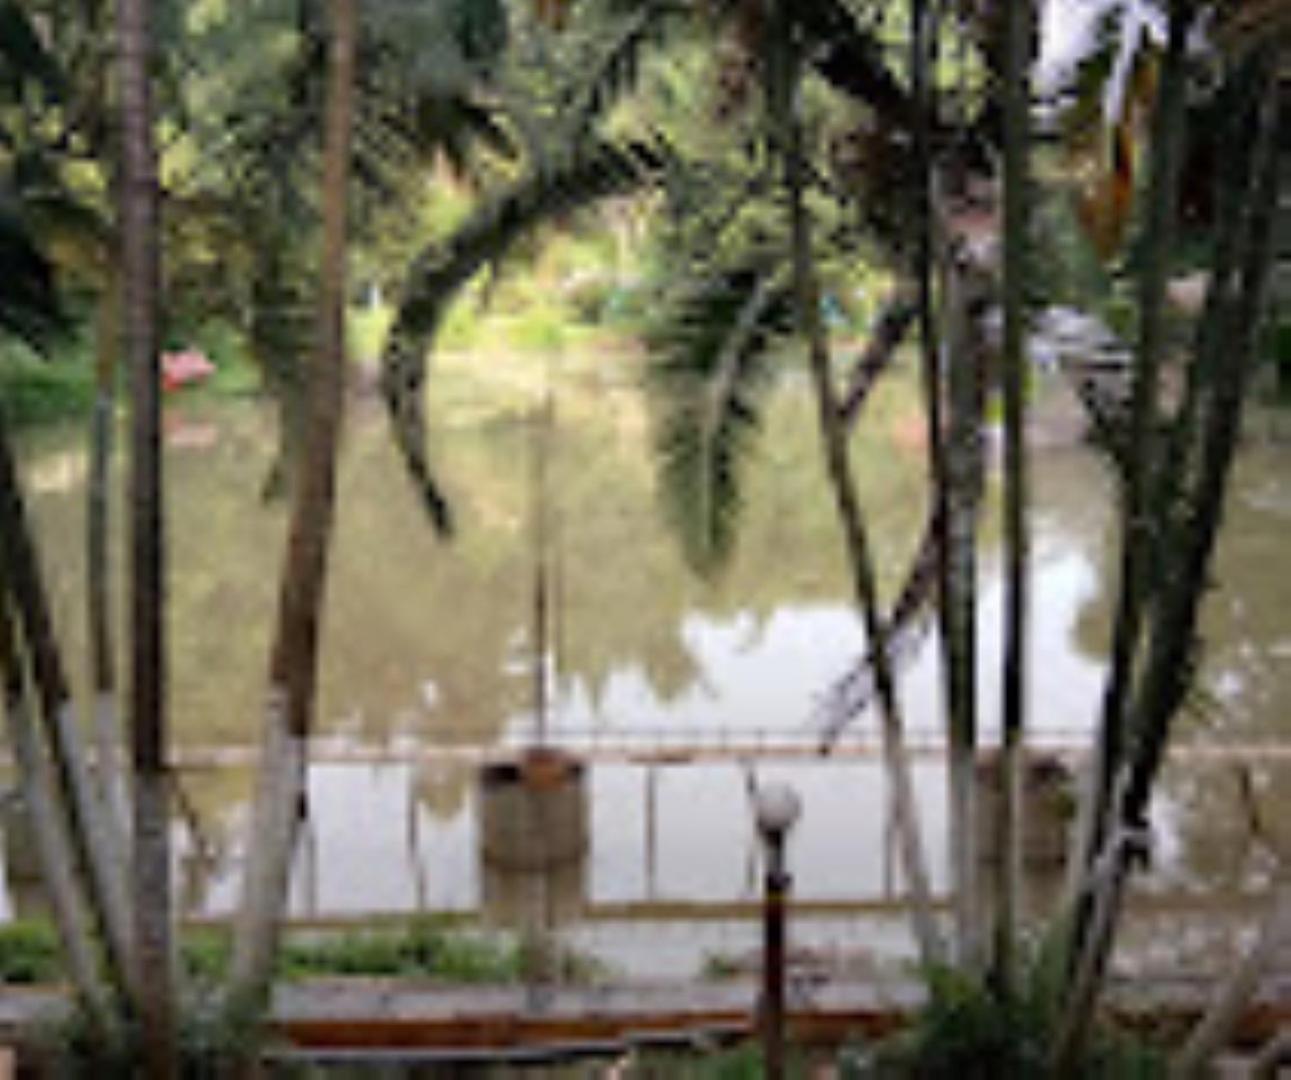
[
  {"x1": 228, "y1": 700, "x2": 306, "y2": 1009},
  {"x1": 1172, "y1": 880, "x2": 1291, "y2": 1078}
]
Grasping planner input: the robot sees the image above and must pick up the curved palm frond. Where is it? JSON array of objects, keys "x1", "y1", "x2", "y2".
[
  {"x1": 647, "y1": 256, "x2": 793, "y2": 576},
  {"x1": 380, "y1": 136, "x2": 666, "y2": 533},
  {"x1": 563, "y1": 0, "x2": 683, "y2": 139},
  {"x1": 184, "y1": 0, "x2": 518, "y2": 503}
]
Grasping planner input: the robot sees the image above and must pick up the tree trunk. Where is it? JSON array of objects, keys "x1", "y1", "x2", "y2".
[
  {"x1": 1074, "y1": 0, "x2": 1192, "y2": 898},
  {"x1": 117, "y1": 0, "x2": 173, "y2": 1066},
  {"x1": 0, "y1": 595, "x2": 115, "y2": 1035},
  {"x1": 88, "y1": 286, "x2": 131, "y2": 860},
  {"x1": 0, "y1": 410, "x2": 134, "y2": 998},
  {"x1": 937, "y1": 229, "x2": 985, "y2": 965},
  {"x1": 767, "y1": 0, "x2": 943, "y2": 970},
  {"x1": 227, "y1": 0, "x2": 355, "y2": 1021},
  {"x1": 910, "y1": 0, "x2": 977, "y2": 967},
  {"x1": 992, "y1": 0, "x2": 1032, "y2": 999},
  {"x1": 1172, "y1": 878, "x2": 1291, "y2": 1077},
  {"x1": 1052, "y1": 58, "x2": 1282, "y2": 1076}
]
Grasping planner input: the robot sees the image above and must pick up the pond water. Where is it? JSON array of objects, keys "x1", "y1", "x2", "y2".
[{"x1": 7, "y1": 363, "x2": 1291, "y2": 978}]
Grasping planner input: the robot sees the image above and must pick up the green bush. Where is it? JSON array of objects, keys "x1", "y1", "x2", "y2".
[
  {"x1": 0, "y1": 345, "x2": 95, "y2": 425},
  {"x1": 0, "y1": 921, "x2": 63, "y2": 984},
  {"x1": 276, "y1": 918, "x2": 524, "y2": 982},
  {"x1": 863, "y1": 947, "x2": 1168, "y2": 1079},
  {"x1": 0, "y1": 919, "x2": 535, "y2": 987}
]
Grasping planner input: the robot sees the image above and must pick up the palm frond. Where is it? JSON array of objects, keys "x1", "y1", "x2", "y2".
[
  {"x1": 564, "y1": 0, "x2": 681, "y2": 139},
  {"x1": 380, "y1": 136, "x2": 666, "y2": 532},
  {"x1": 647, "y1": 257, "x2": 793, "y2": 576},
  {"x1": 794, "y1": 0, "x2": 916, "y2": 132}
]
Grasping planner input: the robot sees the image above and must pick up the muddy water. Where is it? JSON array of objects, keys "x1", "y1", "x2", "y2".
[{"x1": 7, "y1": 368, "x2": 1290, "y2": 977}]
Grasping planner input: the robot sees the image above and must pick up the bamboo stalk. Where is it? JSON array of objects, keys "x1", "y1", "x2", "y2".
[
  {"x1": 766, "y1": 0, "x2": 943, "y2": 970},
  {"x1": 1075, "y1": 0, "x2": 1194, "y2": 900},
  {"x1": 993, "y1": 0, "x2": 1032, "y2": 999},
  {"x1": 911, "y1": 0, "x2": 977, "y2": 968}
]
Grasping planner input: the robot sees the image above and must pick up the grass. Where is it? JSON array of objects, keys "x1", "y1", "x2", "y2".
[{"x1": 0, "y1": 918, "x2": 551, "y2": 987}]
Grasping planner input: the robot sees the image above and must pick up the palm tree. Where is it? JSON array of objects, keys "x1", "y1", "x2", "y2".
[
  {"x1": 227, "y1": 0, "x2": 358, "y2": 1020},
  {"x1": 116, "y1": 0, "x2": 172, "y2": 1067},
  {"x1": 371, "y1": 0, "x2": 1014, "y2": 971}
]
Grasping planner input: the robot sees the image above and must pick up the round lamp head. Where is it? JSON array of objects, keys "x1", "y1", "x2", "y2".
[{"x1": 753, "y1": 782, "x2": 802, "y2": 838}]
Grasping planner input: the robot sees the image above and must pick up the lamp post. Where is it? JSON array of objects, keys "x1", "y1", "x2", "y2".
[{"x1": 754, "y1": 782, "x2": 801, "y2": 1080}]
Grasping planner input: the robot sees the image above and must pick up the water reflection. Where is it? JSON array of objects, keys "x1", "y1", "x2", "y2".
[{"x1": 7, "y1": 373, "x2": 1291, "y2": 975}]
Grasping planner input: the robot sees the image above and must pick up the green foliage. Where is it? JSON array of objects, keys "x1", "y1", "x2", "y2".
[
  {"x1": 380, "y1": 136, "x2": 664, "y2": 530},
  {"x1": 0, "y1": 919, "x2": 536, "y2": 988},
  {"x1": 560, "y1": 0, "x2": 682, "y2": 141},
  {"x1": 0, "y1": 339, "x2": 94, "y2": 425},
  {"x1": 35, "y1": 993, "x2": 262, "y2": 1077},
  {"x1": 864, "y1": 939, "x2": 1168, "y2": 1078},
  {"x1": 0, "y1": 920, "x2": 62, "y2": 983},
  {"x1": 275, "y1": 920, "x2": 522, "y2": 982},
  {"x1": 646, "y1": 255, "x2": 794, "y2": 576}
]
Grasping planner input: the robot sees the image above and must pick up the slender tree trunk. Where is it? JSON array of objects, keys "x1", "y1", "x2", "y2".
[
  {"x1": 911, "y1": 0, "x2": 977, "y2": 967},
  {"x1": 88, "y1": 287, "x2": 131, "y2": 857},
  {"x1": 1074, "y1": 0, "x2": 1193, "y2": 899},
  {"x1": 767, "y1": 0, "x2": 943, "y2": 969},
  {"x1": 117, "y1": 0, "x2": 173, "y2": 1067},
  {"x1": 228, "y1": 0, "x2": 355, "y2": 1020},
  {"x1": 938, "y1": 231, "x2": 986, "y2": 957},
  {"x1": 993, "y1": 0, "x2": 1032, "y2": 999},
  {"x1": 1172, "y1": 878, "x2": 1291, "y2": 1077},
  {"x1": 0, "y1": 410, "x2": 134, "y2": 998},
  {"x1": 837, "y1": 290, "x2": 916, "y2": 429},
  {"x1": 1052, "y1": 61, "x2": 1282, "y2": 1076},
  {"x1": 0, "y1": 596, "x2": 115, "y2": 1034}
]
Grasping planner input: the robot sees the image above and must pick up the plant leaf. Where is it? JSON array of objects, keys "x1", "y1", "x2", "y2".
[
  {"x1": 381, "y1": 137, "x2": 667, "y2": 532},
  {"x1": 647, "y1": 257, "x2": 793, "y2": 576}
]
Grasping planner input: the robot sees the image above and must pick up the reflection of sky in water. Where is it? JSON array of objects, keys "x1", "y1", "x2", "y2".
[{"x1": 9, "y1": 393, "x2": 1291, "y2": 975}]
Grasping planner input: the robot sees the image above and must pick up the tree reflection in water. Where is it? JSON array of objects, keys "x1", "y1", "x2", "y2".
[{"x1": 11, "y1": 373, "x2": 1291, "y2": 963}]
